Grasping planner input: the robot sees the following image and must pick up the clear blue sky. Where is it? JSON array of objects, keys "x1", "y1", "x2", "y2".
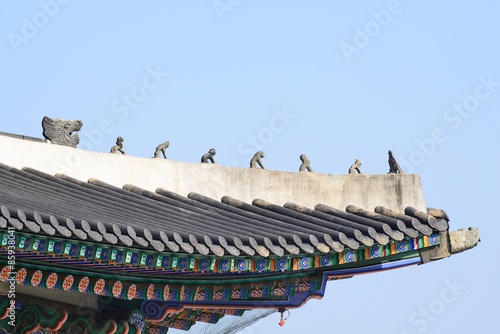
[{"x1": 1, "y1": 1, "x2": 498, "y2": 333}]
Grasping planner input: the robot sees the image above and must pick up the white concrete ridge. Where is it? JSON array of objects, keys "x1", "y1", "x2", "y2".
[{"x1": 0, "y1": 134, "x2": 427, "y2": 212}]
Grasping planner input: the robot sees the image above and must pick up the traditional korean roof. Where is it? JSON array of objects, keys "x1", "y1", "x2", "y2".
[
  {"x1": 0, "y1": 162, "x2": 450, "y2": 257},
  {"x1": 0, "y1": 131, "x2": 479, "y2": 333}
]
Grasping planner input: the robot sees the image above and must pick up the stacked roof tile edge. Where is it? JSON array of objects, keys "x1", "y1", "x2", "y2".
[{"x1": 0, "y1": 162, "x2": 449, "y2": 259}]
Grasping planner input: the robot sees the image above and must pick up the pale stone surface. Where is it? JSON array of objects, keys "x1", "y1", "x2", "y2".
[
  {"x1": 449, "y1": 227, "x2": 481, "y2": 254},
  {"x1": 0, "y1": 134, "x2": 427, "y2": 212}
]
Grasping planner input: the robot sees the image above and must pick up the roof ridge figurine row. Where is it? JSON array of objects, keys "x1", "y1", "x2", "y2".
[
  {"x1": 40, "y1": 116, "x2": 404, "y2": 174},
  {"x1": 109, "y1": 135, "x2": 404, "y2": 174}
]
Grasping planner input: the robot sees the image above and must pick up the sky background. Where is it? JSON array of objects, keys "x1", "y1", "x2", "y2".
[{"x1": 0, "y1": 1, "x2": 498, "y2": 333}]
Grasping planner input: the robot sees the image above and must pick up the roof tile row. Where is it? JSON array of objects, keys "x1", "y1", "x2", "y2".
[{"x1": 0, "y1": 162, "x2": 448, "y2": 257}]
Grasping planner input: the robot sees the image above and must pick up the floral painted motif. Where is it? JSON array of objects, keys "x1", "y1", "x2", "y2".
[
  {"x1": 62, "y1": 275, "x2": 74, "y2": 291},
  {"x1": 213, "y1": 288, "x2": 225, "y2": 301},
  {"x1": 31, "y1": 270, "x2": 43, "y2": 287},
  {"x1": 46, "y1": 273, "x2": 58, "y2": 289},
  {"x1": 194, "y1": 287, "x2": 207, "y2": 301},
  {"x1": 297, "y1": 281, "x2": 313, "y2": 292},
  {"x1": 127, "y1": 284, "x2": 137, "y2": 300},
  {"x1": 179, "y1": 285, "x2": 186, "y2": 301},
  {"x1": 112, "y1": 281, "x2": 123, "y2": 298},
  {"x1": 199, "y1": 313, "x2": 217, "y2": 323},
  {"x1": 94, "y1": 278, "x2": 106, "y2": 295},
  {"x1": 16, "y1": 268, "x2": 27, "y2": 285},
  {"x1": 163, "y1": 285, "x2": 171, "y2": 301},
  {"x1": 78, "y1": 276, "x2": 90, "y2": 293},
  {"x1": 224, "y1": 309, "x2": 243, "y2": 316},
  {"x1": 0, "y1": 266, "x2": 10, "y2": 281},
  {"x1": 129, "y1": 311, "x2": 145, "y2": 331},
  {"x1": 250, "y1": 286, "x2": 265, "y2": 298},
  {"x1": 231, "y1": 287, "x2": 246, "y2": 299},
  {"x1": 147, "y1": 284, "x2": 155, "y2": 300},
  {"x1": 271, "y1": 283, "x2": 289, "y2": 297},
  {"x1": 171, "y1": 319, "x2": 190, "y2": 330}
]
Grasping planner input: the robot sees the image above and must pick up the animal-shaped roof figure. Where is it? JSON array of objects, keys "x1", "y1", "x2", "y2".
[{"x1": 41, "y1": 116, "x2": 83, "y2": 148}]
